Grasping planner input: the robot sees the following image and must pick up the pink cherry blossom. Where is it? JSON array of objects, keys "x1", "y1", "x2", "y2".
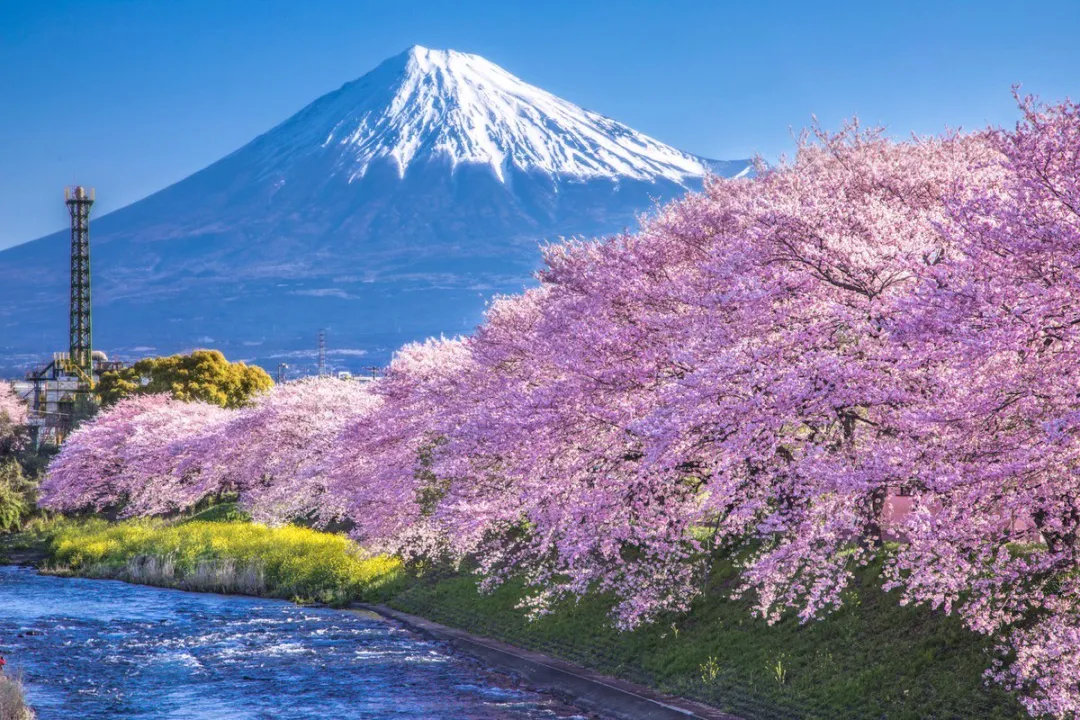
[
  {"x1": 38, "y1": 96, "x2": 1080, "y2": 714},
  {"x1": 39, "y1": 394, "x2": 232, "y2": 516},
  {"x1": 0, "y1": 382, "x2": 28, "y2": 456},
  {"x1": 197, "y1": 376, "x2": 380, "y2": 525}
]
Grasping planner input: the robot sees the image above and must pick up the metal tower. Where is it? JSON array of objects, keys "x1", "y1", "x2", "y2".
[
  {"x1": 317, "y1": 329, "x2": 327, "y2": 377},
  {"x1": 276, "y1": 362, "x2": 289, "y2": 383},
  {"x1": 65, "y1": 186, "x2": 94, "y2": 380}
]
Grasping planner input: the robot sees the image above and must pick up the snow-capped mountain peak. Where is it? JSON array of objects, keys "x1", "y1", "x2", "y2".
[
  {"x1": 0, "y1": 45, "x2": 753, "y2": 376},
  {"x1": 293, "y1": 45, "x2": 710, "y2": 184}
]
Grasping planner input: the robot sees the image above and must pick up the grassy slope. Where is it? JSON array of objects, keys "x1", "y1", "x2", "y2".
[
  {"x1": 11, "y1": 514, "x2": 1026, "y2": 720},
  {"x1": 386, "y1": 565, "x2": 1024, "y2": 720}
]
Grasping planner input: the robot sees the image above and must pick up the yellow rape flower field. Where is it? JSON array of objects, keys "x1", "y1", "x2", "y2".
[{"x1": 47, "y1": 516, "x2": 401, "y2": 605}]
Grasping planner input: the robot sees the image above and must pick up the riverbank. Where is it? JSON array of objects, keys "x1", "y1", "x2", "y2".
[
  {"x1": 358, "y1": 603, "x2": 736, "y2": 720},
  {"x1": 0, "y1": 565, "x2": 590, "y2": 720},
  {"x1": 0, "y1": 670, "x2": 35, "y2": 720},
  {"x1": 1, "y1": 515, "x2": 1028, "y2": 720}
]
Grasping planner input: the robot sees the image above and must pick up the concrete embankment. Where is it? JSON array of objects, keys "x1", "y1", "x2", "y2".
[{"x1": 356, "y1": 603, "x2": 740, "y2": 720}]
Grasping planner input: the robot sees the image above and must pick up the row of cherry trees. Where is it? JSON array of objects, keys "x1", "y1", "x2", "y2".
[{"x1": 38, "y1": 97, "x2": 1080, "y2": 716}]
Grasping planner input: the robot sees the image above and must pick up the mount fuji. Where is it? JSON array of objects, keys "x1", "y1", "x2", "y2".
[{"x1": 0, "y1": 46, "x2": 751, "y2": 375}]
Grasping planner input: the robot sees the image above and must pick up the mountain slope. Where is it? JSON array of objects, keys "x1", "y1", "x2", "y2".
[{"x1": 0, "y1": 46, "x2": 751, "y2": 375}]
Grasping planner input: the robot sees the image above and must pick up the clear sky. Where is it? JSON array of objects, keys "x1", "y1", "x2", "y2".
[{"x1": 2, "y1": 0, "x2": 1079, "y2": 249}]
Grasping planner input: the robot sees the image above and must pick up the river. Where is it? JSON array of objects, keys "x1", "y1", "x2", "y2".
[{"x1": 0, "y1": 566, "x2": 592, "y2": 719}]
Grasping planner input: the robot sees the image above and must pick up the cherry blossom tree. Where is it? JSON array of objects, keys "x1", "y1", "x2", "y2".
[
  {"x1": 0, "y1": 383, "x2": 28, "y2": 457},
  {"x1": 194, "y1": 376, "x2": 380, "y2": 525},
  {"x1": 39, "y1": 394, "x2": 232, "y2": 516},
  {"x1": 325, "y1": 336, "x2": 476, "y2": 554},
  {"x1": 883, "y1": 96, "x2": 1080, "y2": 717},
  {"x1": 0, "y1": 383, "x2": 27, "y2": 426},
  {"x1": 668, "y1": 125, "x2": 1001, "y2": 623},
  {"x1": 406, "y1": 123, "x2": 999, "y2": 627}
]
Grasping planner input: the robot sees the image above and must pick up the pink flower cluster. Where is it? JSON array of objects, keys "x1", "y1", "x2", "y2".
[
  {"x1": 37, "y1": 96, "x2": 1080, "y2": 715},
  {"x1": 0, "y1": 382, "x2": 29, "y2": 455},
  {"x1": 39, "y1": 377, "x2": 375, "y2": 520},
  {"x1": 0, "y1": 383, "x2": 27, "y2": 427},
  {"x1": 39, "y1": 394, "x2": 233, "y2": 515}
]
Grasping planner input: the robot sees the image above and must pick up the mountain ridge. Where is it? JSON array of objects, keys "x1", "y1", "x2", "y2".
[{"x1": 0, "y1": 46, "x2": 751, "y2": 376}]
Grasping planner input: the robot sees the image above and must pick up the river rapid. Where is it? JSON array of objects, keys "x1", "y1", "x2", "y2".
[{"x1": 0, "y1": 566, "x2": 592, "y2": 719}]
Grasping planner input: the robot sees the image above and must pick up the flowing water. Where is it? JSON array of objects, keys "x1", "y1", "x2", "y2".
[{"x1": 0, "y1": 566, "x2": 591, "y2": 719}]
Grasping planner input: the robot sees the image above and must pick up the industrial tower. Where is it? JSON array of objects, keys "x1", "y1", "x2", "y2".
[
  {"x1": 66, "y1": 186, "x2": 94, "y2": 380},
  {"x1": 21, "y1": 186, "x2": 118, "y2": 446}
]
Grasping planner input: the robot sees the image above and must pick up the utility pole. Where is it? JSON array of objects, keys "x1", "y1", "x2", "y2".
[{"x1": 317, "y1": 329, "x2": 327, "y2": 377}]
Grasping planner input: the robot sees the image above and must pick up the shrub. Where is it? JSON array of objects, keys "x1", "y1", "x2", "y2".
[
  {"x1": 0, "y1": 462, "x2": 32, "y2": 533},
  {"x1": 0, "y1": 670, "x2": 35, "y2": 720}
]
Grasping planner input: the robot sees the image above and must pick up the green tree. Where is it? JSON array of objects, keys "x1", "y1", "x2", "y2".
[
  {"x1": 96, "y1": 350, "x2": 273, "y2": 409},
  {"x1": 0, "y1": 460, "x2": 31, "y2": 532}
]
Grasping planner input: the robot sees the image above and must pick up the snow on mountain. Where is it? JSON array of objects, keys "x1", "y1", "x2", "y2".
[
  {"x1": 0, "y1": 46, "x2": 752, "y2": 376},
  {"x1": 254, "y1": 46, "x2": 710, "y2": 185}
]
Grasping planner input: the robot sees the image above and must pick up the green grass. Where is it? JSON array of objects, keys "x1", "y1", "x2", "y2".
[
  {"x1": 178, "y1": 499, "x2": 252, "y2": 524},
  {"x1": 386, "y1": 560, "x2": 1026, "y2": 720},
  {"x1": 23, "y1": 512, "x2": 1027, "y2": 719},
  {"x1": 45, "y1": 515, "x2": 402, "y2": 605}
]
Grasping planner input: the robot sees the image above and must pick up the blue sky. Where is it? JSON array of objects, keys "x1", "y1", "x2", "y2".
[{"x1": 2, "y1": 0, "x2": 1079, "y2": 249}]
